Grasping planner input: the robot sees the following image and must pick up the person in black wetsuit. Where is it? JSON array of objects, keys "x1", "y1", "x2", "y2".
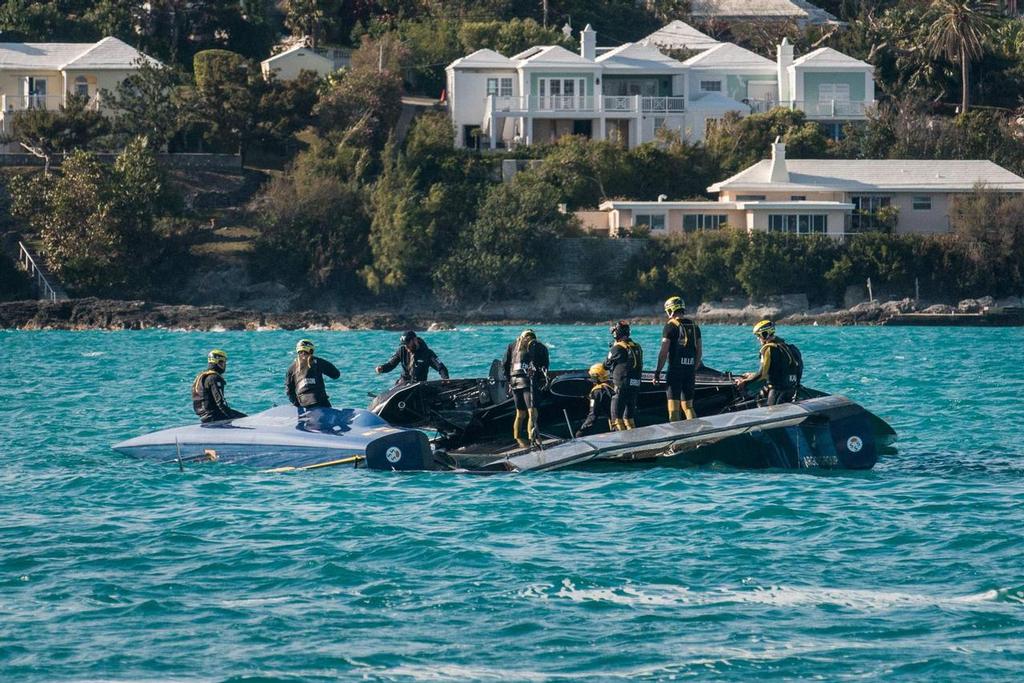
[
  {"x1": 604, "y1": 320, "x2": 643, "y2": 431},
  {"x1": 654, "y1": 296, "x2": 702, "y2": 422},
  {"x1": 192, "y1": 349, "x2": 247, "y2": 423},
  {"x1": 375, "y1": 331, "x2": 449, "y2": 386},
  {"x1": 285, "y1": 339, "x2": 341, "y2": 412},
  {"x1": 502, "y1": 329, "x2": 550, "y2": 447},
  {"x1": 576, "y1": 363, "x2": 616, "y2": 437},
  {"x1": 735, "y1": 320, "x2": 802, "y2": 406}
]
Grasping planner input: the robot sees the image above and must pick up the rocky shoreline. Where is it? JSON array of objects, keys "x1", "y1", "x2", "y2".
[{"x1": 1, "y1": 295, "x2": 1020, "y2": 331}]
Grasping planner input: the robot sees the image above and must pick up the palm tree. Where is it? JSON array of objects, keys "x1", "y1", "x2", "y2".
[{"x1": 927, "y1": 0, "x2": 999, "y2": 114}]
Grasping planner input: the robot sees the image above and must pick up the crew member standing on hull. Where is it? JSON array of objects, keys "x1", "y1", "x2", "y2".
[
  {"x1": 375, "y1": 331, "x2": 449, "y2": 386},
  {"x1": 604, "y1": 321, "x2": 643, "y2": 430},
  {"x1": 654, "y1": 296, "x2": 702, "y2": 422},
  {"x1": 285, "y1": 339, "x2": 341, "y2": 412},
  {"x1": 576, "y1": 363, "x2": 616, "y2": 437},
  {"x1": 192, "y1": 349, "x2": 247, "y2": 423},
  {"x1": 502, "y1": 329, "x2": 550, "y2": 447},
  {"x1": 736, "y1": 320, "x2": 802, "y2": 406}
]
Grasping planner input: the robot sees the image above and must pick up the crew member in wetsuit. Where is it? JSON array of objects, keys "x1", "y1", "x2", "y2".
[
  {"x1": 604, "y1": 320, "x2": 643, "y2": 431},
  {"x1": 654, "y1": 296, "x2": 702, "y2": 422},
  {"x1": 735, "y1": 320, "x2": 802, "y2": 406},
  {"x1": 576, "y1": 363, "x2": 615, "y2": 437},
  {"x1": 192, "y1": 349, "x2": 247, "y2": 423},
  {"x1": 375, "y1": 331, "x2": 449, "y2": 386},
  {"x1": 502, "y1": 329, "x2": 550, "y2": 447},
  {"x1": 285, "y1": 339, "x2": 341, "y2": 412}
]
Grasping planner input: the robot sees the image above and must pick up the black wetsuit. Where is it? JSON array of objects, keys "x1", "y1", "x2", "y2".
[
  {"x1": 503, "y1": 338, "x2": 550, "y2": 410},
  {"x1": 378, "y1": 341, "x2": 449, "y2": 385},
  {"x1": 605, "y1": 339, "x2": 643, "y2": 422},
  {"x1": 285, "y1": 357, "x2": 341, "y2": 409},
  {"x1": 192, "y1": 365, "x2": 247, "y2": 423},
  {"x1": 577, "y1": 382, "x2": 615, "y2": 436},
  {"x1": 756, "y1": 337, "x2": 801, "y2": 406},
  {"x1": 663, "y1": 317, "x2": 701, "y2": 401}
]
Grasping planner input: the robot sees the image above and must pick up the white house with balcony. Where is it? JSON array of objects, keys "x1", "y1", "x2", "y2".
[
  {"x1": 445, "y1": 23, "x2": 876, "y2": 150},
  {"x1": 0, "y1": 37, "x2": 159, "y2": 138},
  {"x1": 584, "y1": 141, "x2": 1024, "y2": 237}
]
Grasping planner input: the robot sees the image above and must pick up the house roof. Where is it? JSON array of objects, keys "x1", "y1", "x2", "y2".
[
  {"x1": 689, "y1": 0, "x2": 839, "y2": 24},
  {"x1": 513, "y1": 45, "x2": 599, "y2": 68},
  {"x1": 683, "y1": 42, "x2": 775, "y2": 70},
  {"x1": 709, "y1": 159, "x2": 1024, "y2": 193},
  {"x1": 791, "y1": 47, "x2": 872, "y2": 69},
  {"x1": 595, "y1": 42, "x2": 687, "y2": 71},
  {"x1": 262, "y1": 43, "x2": 331, "y2": 65},
  {"x1": 642, "y1": 20, "x2": 722, "y2": 52},
  {"x1": 448, "y1": 48, "x2": 515, "y2": 70},
  {"x1": 0, "y1": 37, "x2": 157, "y2": 70}
]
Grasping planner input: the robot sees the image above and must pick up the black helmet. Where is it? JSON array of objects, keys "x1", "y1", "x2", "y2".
[
  {"x1": 400, "y1": 330, "x2": 418, "y2": 345},
  {"x1": 610, "y1": 320, "x2": 630, "y2": 340}
]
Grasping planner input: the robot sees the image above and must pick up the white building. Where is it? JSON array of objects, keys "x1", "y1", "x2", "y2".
[
  {"x1": 445, "y1": 23, "x2": 875, "y2": 150},
  {"x1": 586, "y1": 141, "x2": 1024, "y2": 237},
  {"x1": 260, "y1": 42, "x2": 350, "y2": 81}
]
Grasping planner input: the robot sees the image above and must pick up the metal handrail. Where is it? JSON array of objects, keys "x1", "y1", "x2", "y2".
[{"x1": 17, "y1": 240, "x2": 60, "y2": 301}]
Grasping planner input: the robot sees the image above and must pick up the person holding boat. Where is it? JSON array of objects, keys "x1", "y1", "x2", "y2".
[
  {"x1": 286, "y1": 339, "x2": 341, "y2": 412},
  {"x1": 654, "y1": 296, "x2": 702, "y2": 422},
  {"x1": 192, "y1": 349, "x2": 247, "y2": 423},
  {"x1": 375, "y1": 330, "x2": 449, "y2": 386},
  {"x1": 576, "y1": 364, "x2": 616, "y2": 437},
  {"x1": 503, "y1": 329, "x2": 550, "y2": 447},
  {"x1": 604, "y1": 320, "x2": 643, "y2": 430},
  {"x1": 735, "y1": 320, "x2": 803, "y2": 406}
]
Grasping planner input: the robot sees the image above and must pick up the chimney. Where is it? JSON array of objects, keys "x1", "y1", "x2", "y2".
[
  {"x1": 769, "y1": 137, "x2": 789, "y2": 183},
  {"x1": 581, "y1": 24, "x2": 596, "y2": 61},
  {"x1": 777, "y1": 37, "x2": 794, "y2": 103}
]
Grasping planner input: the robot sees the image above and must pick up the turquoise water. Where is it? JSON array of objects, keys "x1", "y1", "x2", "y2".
[{"x1": 1, "y1": 325, "x2": 1023, "y2": 681}]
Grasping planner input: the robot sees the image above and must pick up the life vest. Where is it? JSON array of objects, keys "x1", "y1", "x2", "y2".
[
  {"x1": 764, "y1": 339, "x2": 800, "y2": 389},
  {"x1": 667, "y1": 317, "x2": 698, "y2": 367},
  {"x1": 611, "y1": 339, "x2": 643, "y2": 385}
]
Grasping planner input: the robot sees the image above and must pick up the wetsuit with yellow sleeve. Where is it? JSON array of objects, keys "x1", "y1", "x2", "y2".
[
  {"x1": 575, "y1": 381, "x2": 615, "y2": 437},
  {"x1": 192, "y1": 365, "x2": 247, "y2": 423},
  {"x1": 750, "y1": 336, "x2": 800, "y2": 406},
  {"x1": 660, "y1": 316, "x2": 701, "y2": 420},
  {"x1": 604, "y1": 339, "x2": 642, "y2": 429}
]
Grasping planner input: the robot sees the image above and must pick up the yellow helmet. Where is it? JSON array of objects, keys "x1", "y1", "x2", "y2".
[
  {"x1": 753, "y1": 320, "x2": 776, "y2": 338},
  {"x1": 295, "y1": 339, "x2": 315, "y2": 354},
  {"x1": 664, "y1": 296, "x2": 685, "y2": 315},
  {"x1": 588, "y1": 363, "x2": 609, "y2": 382},
  {"x1": 207, "y1": 349, "x2": 227, "y2": 364}
]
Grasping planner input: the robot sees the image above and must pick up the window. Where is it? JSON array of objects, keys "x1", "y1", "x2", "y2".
[
  {"x1": 538, "y1": 77, "x2": 586, "y2": 109},
  {"x1": 74, "y1": 76, "x2": 88, "y2": 97},
  {"x1": 851, "y1": 195, "x2": 893, "y2": 231},
  {"x1": 736, "y1": 194, "x2": 767, "y2": 201},
  {"x1": 486, "y1": 77, "x2": 513, "y2": 97},
  {"x1": 818, "y1": 83, "x2": 851, "y2": 103},
  {"x1": 634, "y1": 213, "x2": 666, "y2": 231},
  {"x1": 654, "y1": 117, "x2": 665, "y2": 132},
  {"x1": 768, "y1": 214, "x2": 827, "y2": 234},
  {"x1": 700, "y1": 80, "x2": 722, "y2": 92},
  {"x1": 605, "y1": 78, "x2": 660, "y2": 97},
  {"x1": 791, "y1": 195, "x2": 807, "y2": 201},
  {"x1": 912, "y1": 195, "x2": 932, "y2": 210},
  {"x1": 683, "y1": 214, "x2": 728, "y2": 232}
]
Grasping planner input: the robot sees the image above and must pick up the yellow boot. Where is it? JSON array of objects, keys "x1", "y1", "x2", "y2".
[
  {"x1": 513, "y1": 409, "x2": 529, "y2": 448},
  {"x1": 624, "y1": 418, "x2": 636, "y2": 430},
  {"x1": 614, "y1": 419, "x2": 627, "y2": 431},
  {"x1": 667, "y1": 399, "x2": 682, "y2": 422},
  {"x1": 607, "y1": 419, "x2": 618, "y2": 431},
  {"x1": 682, "y1": 401, "x2": 697, "y2": 420}
]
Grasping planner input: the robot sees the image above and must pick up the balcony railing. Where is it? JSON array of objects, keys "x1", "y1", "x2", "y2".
[
  {"x1": 489, "y1": 94, "x2": 686, "y2": 115},
  {"x1": 2, "y1": 94, "x2": 65, "y2": 112},
  {"x1": 747, "y1": 98, "x2": 870, "y2": 118}
]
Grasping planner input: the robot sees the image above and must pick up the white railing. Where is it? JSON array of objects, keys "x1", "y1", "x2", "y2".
[
  {"x1": 488, "y1": 94, "x2": 686, "y2": 115},
  {"x1": 747, "y1": 99, "x2": 870, "y2": 117},
  {"x1": 17, "y1": 241, "x2": 64, "y2": 302},
  {"x1": 2, "y1": 94, "x2": 65, "y2": 112}
]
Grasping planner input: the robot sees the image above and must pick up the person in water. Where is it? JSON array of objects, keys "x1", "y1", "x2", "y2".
[
  {"x1": 503, "y1": 329, "x2": 550, "y2": 447},
  {"x1": 604, "y1": 320, "x2": 643, "y2": 430},
  {"x1": 735, "y1": 320, "x2": 803, "y2": 406},
  {"x1": 654, "y1": 296, "x2": 702, "y2": 422},
  {"x1": 285, "y1": 339, "x2": 341, "y2": 412},
  {"x1": 192, "y1": 349, "x2": 247, "y2": 423},
  {"x1": 375, "y1": 331, "x2": 449, "y2": 386},
  {"x1": 576, "y1": 363, "x2": 616, "y2": 437}
]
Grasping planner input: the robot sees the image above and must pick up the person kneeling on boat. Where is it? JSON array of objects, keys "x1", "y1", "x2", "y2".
[
  {"x1": 286, "y1": 339, "x2": 341, "y2": 412},
  {"x1": 604, "y1": 320, "x2": 642, "y2": 430},
  {"x1": 375, "y1": 330, "x2": 449, "y2": 386},
  {"x1": 735, "y1": 320, "x2": 803, "y2": 406},
  {"x1": 654, "y1": 296, "x2": 702, "y2": 422},
  {"x1": 576, "y1": 364, "x2": 616, "y2": 438},
  {"x1": 192, "y1": 349, "x2": 247, "y2": 423},
  {"x1": 503, "y1": 329, "x2": 550, "y2": 447}
]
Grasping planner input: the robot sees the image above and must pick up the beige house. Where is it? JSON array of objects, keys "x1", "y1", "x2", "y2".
[
  {"x1": 0, "y1": 36, "x2": 158, "y2": 136},
  {"x1": 589, "y1": 141, "x2": 1024, "y2": 237},
  {"x1": 260, "y1": 43, "x2": 350, "y2": 81}
]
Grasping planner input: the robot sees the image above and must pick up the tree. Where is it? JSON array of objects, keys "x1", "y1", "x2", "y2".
[
  {"x1": 705, "y1": 108, "x2": 830, "y2": 176},
  {"x1": 108, "y1": 59, "x2": 187, "y2": 151},
  {"x1": 193, "y1": 49, "x2": 258, "y2": 152},
  {"x1": 457, "y1": 17, "x2": 572, "y2": 55},
  {"x1": 283, "y1": 0, "x2": 341, "y2": 48},
  {"x1": 314, "y1": 66, "x2": 403, "y2": 151},
  {"x1": 8, "y1": 95, "x2": 109, "y2": 174},
  {"x1": 927, "y1": 0, "x2": 999, "y2": 113},
  {"x1": 251, "y1": 70, "x2": 321, "y2": 151}
]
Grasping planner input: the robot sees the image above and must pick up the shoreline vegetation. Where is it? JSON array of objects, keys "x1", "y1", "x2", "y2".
[{"x1": 2, "y1": 295, "x2": 1021, "y2": 331}]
